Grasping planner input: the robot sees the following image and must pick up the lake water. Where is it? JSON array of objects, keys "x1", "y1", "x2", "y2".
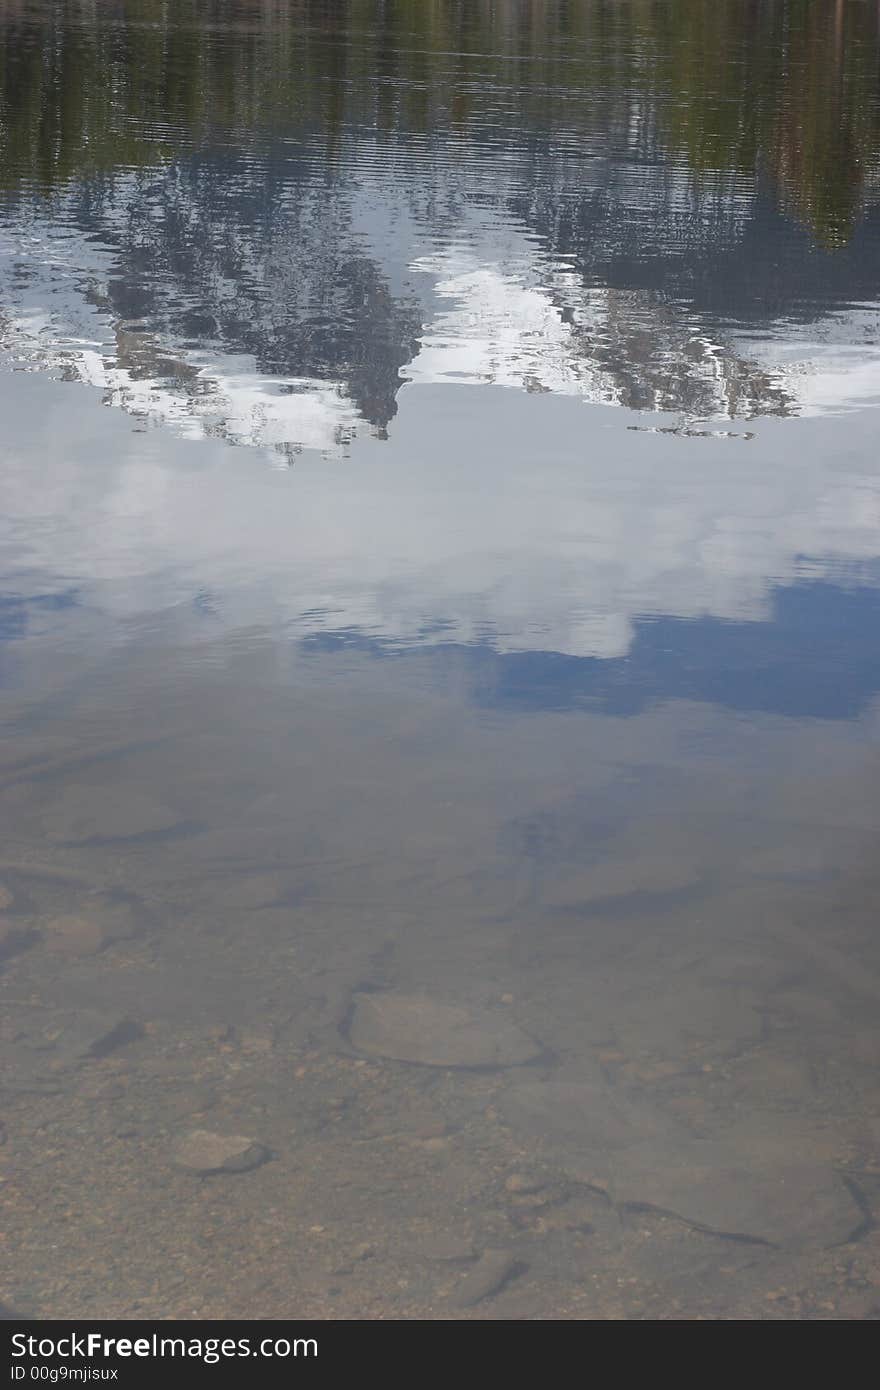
[{"x1": 2, "y1": 0, "x2": 880, "y2": 1321}]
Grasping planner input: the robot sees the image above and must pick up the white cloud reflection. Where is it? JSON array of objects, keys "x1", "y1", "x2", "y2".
[{"x1": 2, "y1": 361, "x2": 880, "y2": 665}]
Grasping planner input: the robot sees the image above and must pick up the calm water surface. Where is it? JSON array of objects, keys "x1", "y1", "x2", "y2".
[{"x1": 2, "y1": 0, "x2": 880, "y2": 1319}]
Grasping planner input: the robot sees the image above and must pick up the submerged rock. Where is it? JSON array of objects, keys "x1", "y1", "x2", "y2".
[
  {"x1": 58, "y1": 1011, "x2": 143, "y2": 1062},
  {"x1": 499, "y1": 1076, "x2": 859, "y2": 1249},
  {"x1": 544, "y1": 854, "x2": 702, "y2": 909},
  {"x1": 348, "y1": 992, "x2": 541, "y2": 1068},
  {"x1": 43, "y1": 787, "x2": 181, "y2": 844},
  {"x1": 172, "y1": 1130, "x2": 269, "y2": 1175},
  {"x1": 213, "y1": 873, "x2": 288, "y2": 909},
  {"x1": 448, "y1": 1249, "x2": 521, "y2": 1308},
  {"x1": 44, "y1": 900, "x2": 138, "y2": 957},
  {"x1": 44, "y1": 915, "x2": 107, "y2": 957},
  {"x1": 610, "y1": 1139, "x2": 864, "y2": 1249}
]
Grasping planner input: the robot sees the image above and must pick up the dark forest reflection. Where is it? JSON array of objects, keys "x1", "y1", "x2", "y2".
[{"x1": 2, "y1": 1, "x2": 879, "y2": 252}]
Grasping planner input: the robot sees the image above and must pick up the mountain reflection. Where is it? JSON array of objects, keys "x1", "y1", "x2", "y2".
[{"x1": 1, "y1": 1, "x2": 880, "y2": 457}]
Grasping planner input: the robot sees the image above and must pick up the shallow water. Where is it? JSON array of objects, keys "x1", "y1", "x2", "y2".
[{"x1": 2, "y1": 0, "x2": 880, "y2": 1320}]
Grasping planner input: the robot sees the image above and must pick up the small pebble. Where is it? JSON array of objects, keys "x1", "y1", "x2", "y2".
[
  {"x1": 505, "y1": 1172, "x2": 548, "y2": 1194},
  {"x1": 172, "y1": 1130, "x2": 268, "y2": 1175}
]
